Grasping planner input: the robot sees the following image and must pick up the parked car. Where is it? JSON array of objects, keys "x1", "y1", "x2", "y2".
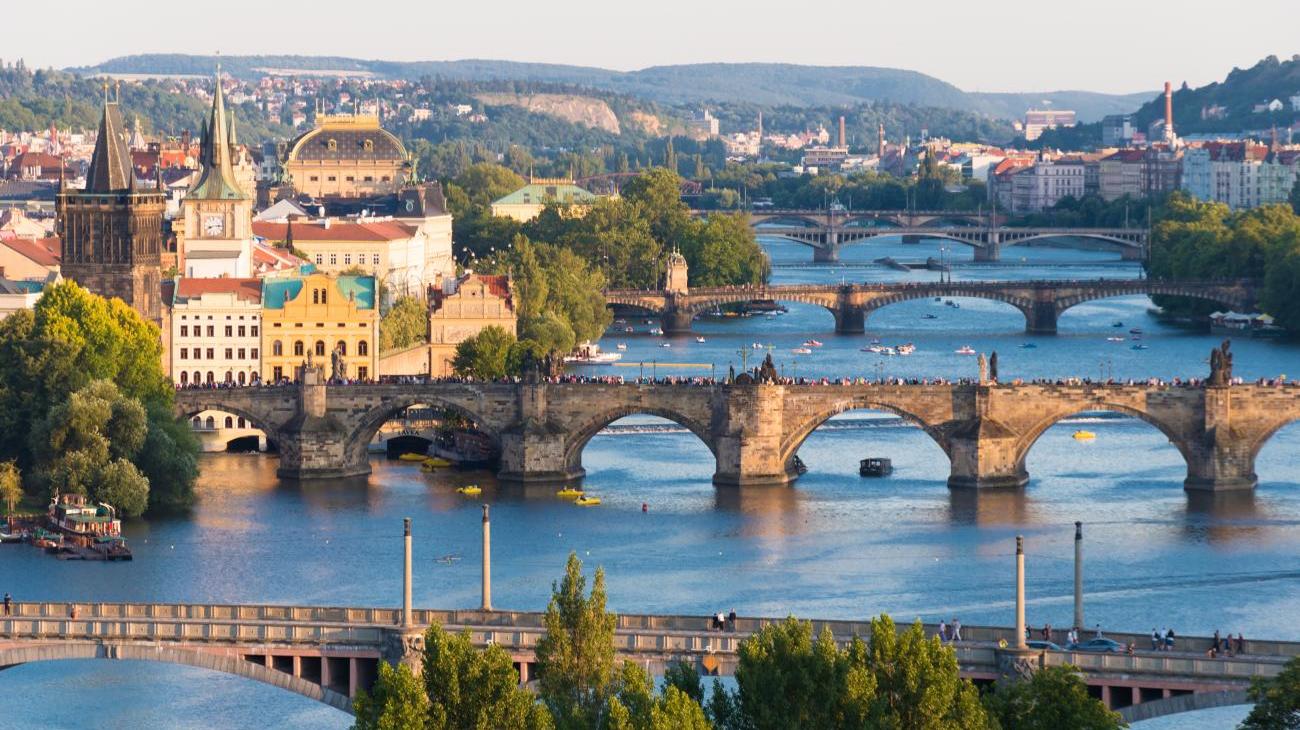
[{"x1": 1026, "y1": 640, "x2": 1063, "y2": 651}]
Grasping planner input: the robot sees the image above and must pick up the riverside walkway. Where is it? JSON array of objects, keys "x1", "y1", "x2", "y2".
[{"x1": 0, "y1": 601, "x2": 1287, "y2": 720}]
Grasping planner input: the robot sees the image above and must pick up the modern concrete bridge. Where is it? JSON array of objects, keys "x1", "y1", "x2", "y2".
[
  {"x1": 0, "y1": 601, "x2": 1285, "y2": 719},
  {"x1": 605, "y1": 278, "x2": 1258, "y2": 335},
  {"x1": 700, "y1": 208, "x2": 1147, "y2": 262},
  {"x1": 174, "y1": 375, "x2": 1300, "y2": 491}
]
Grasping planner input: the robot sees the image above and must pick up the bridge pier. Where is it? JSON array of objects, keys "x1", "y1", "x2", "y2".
[
  {"x1": 1183, "y1": 388, "x2": 1259, "y2": 492},
  {"x1": 713, "y1": 384, "x2": 792, "y2": 487},
  {"x1": 277, "y1": 367, "x2": 371, "y2": 480},
  {"x1": 974, "y1": 234, "x2": 1001, "y2": 262},
  {"x1": 1024, "y1": 302, "x2": 1058, "y2": 335},
  {"x1": 946, "y1": 418, "x2": 1029, "y2": 490},
  {"x1": 834, "y1": 306, "x2": 865, "y2": 335},
  {"x1": 660, "y1": 308, "x2": 694, "y2": 335},
  {"x1": 812, "y1": 243, "x2": 840, "y2": 263}
]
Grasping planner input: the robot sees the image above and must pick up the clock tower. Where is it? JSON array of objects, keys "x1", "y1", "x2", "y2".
[{"x1": 178, "y1": 68, "x2": 253, "y2": 277}]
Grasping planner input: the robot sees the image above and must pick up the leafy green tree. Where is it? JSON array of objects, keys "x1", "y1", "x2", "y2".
[
  {"x1": 520, "y1": 311, "x2": 577, "y2": 356},
  {"x1": 454, "y1": 163, "x2": 526, "y2": 209},
  {"x1": 380, "y1": 296, "x2": 429, "y2": 352},
  {"x1": 984, "y1": 665, "x2": 1125, "y2": 730},
  {"x1": 0, "y1": 460, "x2": 21, "y2": 516},
  {"x1": 652, "y1": 686, "x2": 713, "y2": 730},
  {"x1": 863, "y1": 615, "x2": 988, "y2": 729},
  {"x1": 682, "y1": 214, "x2": 768, "y2": 287},
  {"x1": 422, "y1": 624, "x2": 552, "y2": 730},
  {"x1": 351, "y1": 661, "x2": 430, "y2": 730},
  {"x1": 94, "y1": 459, "x2": 150, "y2": 519},
  {"x1": 451, "y1": 326, "x2": 516, "y2": 380},
  {"x1": 663, "y1": 661, "x2": 705, "y2": 705},
  {"x1": 535, "y1": 552, "x2": 619, "y2": 730},
  {"x1": 733, "y1": 616, "x2": 863, "y2": 729},
  {"x1": 1242, "y1": 655, "x2": 1300, "y2": 729},
  {"x1": 1290, "y1": 177, "x2": 1300, "y2": 216},
  {"x1": 135, "y1": 406, "x2": 201, "y2": 512}
]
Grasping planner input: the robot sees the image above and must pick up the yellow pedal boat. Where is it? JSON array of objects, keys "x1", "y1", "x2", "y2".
[
  {"x1": 556, "y1": 487, "x2": 584, "y2": 498},
  {"x1": 574, "y1": 495, "x2": 601, "y2": 506},
  {"x1": 1072, "y1": 430, "x2": 1096, "y2": 441},
  {"x1": 398, "y1": 452, "x2": 428, "y2": 462},
  {"x1": 456, "y1": 485, "x2": 482, "y2": 496}
]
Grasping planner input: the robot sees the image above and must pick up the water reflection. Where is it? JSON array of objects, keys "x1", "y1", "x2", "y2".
[{"x1": 1182, "y1": 490, "x2": 1269, "y2": 544}]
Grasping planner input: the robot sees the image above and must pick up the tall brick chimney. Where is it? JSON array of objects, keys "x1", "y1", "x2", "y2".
[
  {"x1": 1164, "y1": 81, "x2": 1174, "y2": 133},
  {"x1": 838, "y1": 116, "x2": 846, "y2": 148}
]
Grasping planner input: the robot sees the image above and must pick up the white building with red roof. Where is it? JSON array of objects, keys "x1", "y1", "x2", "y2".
[{"x1": 168, "y1": 277, "x2": 264, "y2": 388}]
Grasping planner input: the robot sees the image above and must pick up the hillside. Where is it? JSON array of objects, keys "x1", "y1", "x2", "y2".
[
  {"x1": 1134, "y1": 54, "x2": 1300, "y2": 134},
  {"x1": 74, "y1": 55, "x2": 1148, "y2": 122}
]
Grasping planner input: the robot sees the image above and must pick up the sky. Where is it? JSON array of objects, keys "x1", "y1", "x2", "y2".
[{"x1": 9, "y1": 0, "x2": 1298, "y2": 94}]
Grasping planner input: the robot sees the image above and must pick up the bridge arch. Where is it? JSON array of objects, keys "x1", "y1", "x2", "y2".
[
  {"x1": 860, "y1": 289, "x2": 1036, "y2": 325},
  {"x1": 1002, "y1": 232, "x2": 1144, "y2": 251},
  {"x1": 1014, "y1": 403, "x2": 1193, "y2": 479},
  {"x1": 0, "y1": 643, "x2": 354, "y2": 713},
  {"x1": 345, "y1": 394, "x2": 502, "y2": 467},
  {"x1": 779, "y1": 399, "x2": 951, "y2": 473},
  {"x1": 1054, "y1": 285, "x2": 1251, "y2": 319},
  {"x1": 1247, "y1": 415, "x2": 1300, "y2": 471},
  {"x1": 1117, "y1": 689, "x2": 1250, "y2": 724},
  {"x1": 563, "y1": 406, "x2": 717, "y2": 478},
  {"x1": 176, "y1": 401, "x2": 284, "y2": 446}
]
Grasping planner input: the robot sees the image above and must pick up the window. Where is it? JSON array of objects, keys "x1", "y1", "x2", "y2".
[
  {"x1": 225, "y1": 326, "x2": 233, "y2": 337},
  {"x1": 330, "y1": 254, "x2": 337, "y2": 266},
  {"x1": 372, "y1": 254, "x2": 380, "y2": 265},
  {"x1": 344, "y1": 254, "x2": 351, "y2": 265},
  {"x1": 321, "y1": 290, "x2": 327, "y2": 305},
  {"x1": 345, "y1": 176, "x2": 354, "y2": 182},
  {"x1": 180, "y1": 325, "x2": 188, "y2": 337},
  {"x1": 237, "y1": 348, "x2": 246, "y2": 360},
  {"x1": 293, "y1": 341, "x2": 304, "y2": 356},
  {"x1": 272, "y1": 366, "x2": 283, "y2": 382},
  {"x1": 314, "y1": 340, "x2": 326, "y2": 357},
  {"x1": 237, "y1": 414, "x2": 245, "y2": 425},
  {"x1": 237, "y1": 373, "x2": 246, "y2": 386},
  {"x1": 381, "y1": 176, "x2": 391, "y2": 182},
  {"x1": 309, "y1": 176, "x2": 319, "y2": 182},
  {"x1": 337, "y1": 342, "x2": 347, "y2": 356},
  {"x1": 206, "y1": 348, "x2": 215, "y2": 360},
  {"x1": 315, "y1": 254, "x2": 323, "y2": 265},
  {"x1": 327, "y1": 176, "x2": 337, "y2": 182},
  {"x1": 224, "y1": 348, "x2": 233, "y2": 360},
  {"x1": 251, "y1": 348, "x2": 258, "y2": 359},
  {"x1": 357, "y1": 366, "x2": 368, "y2": 380},
  {"x1": 205, "y1": 372, "x2": 215, "y2": 385},
  {"x1": 358, "y1": 341, "x2": 369, "y2": 356},
  {"x1": 312, "y1": 289, "x2": 319, "y2": 305},
  {"x1": 238, "y1": 326, "x2": 246, "y2": 337},
  {"x1": 251, "y1": 326, "x2": 258, "y2": 337},
  {"x1": 180, "y1": 371, "x2": 188, "y2": 385},
  {"x1": 364, "y1": 176, "x2": 374, "y2": 182},
  {"x1": 205, "y1": 415, "x2": 215, "y2": 428},
  {"x1": 224, "y1": 415, "x2": 233, "y2": 428},
  {"x1": 207, "y1": 326, "x2": 215, "y2": 337},
  {"x1": 180, "y1": 348, "x2": 188, "y2": 360},
  {"x1": 272, "y1": 340, "x2": 283, "y2": 356},
  {"x1": 193, "y1": 371, "x2": 201, "y2": 384},
  {"x1": 191, "y1": 416, "x2": 201, "y2": 428}
]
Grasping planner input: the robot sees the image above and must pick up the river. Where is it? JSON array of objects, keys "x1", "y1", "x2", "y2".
[{"x1": 1, "y1": 236, "x2": 1296, "y2": 729}]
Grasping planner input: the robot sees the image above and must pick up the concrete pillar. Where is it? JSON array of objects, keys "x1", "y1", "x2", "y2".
[
  {"x1": 661, "y1": 308, "x2": 694, "y2": 335},
  {"x1": 1073, "y1": 521, "x2": 1084, "y2": 631},
  {"x1": 833, "y1": 306, "x2": 865, "y2": 335},
  {"x1": 1024, "y1": 301, "x2": 1059, "y2": 335},
  {"x1": 1015, "y1": 535, "x2": 1026, "y2": 649},
  {"x1": 402, "y1": 518, "x2": 412, "y2": 629},
  {"x1": 813, "y1": 231, "x2": 840, "y2": 263},
  {"x1": 481, "y1": 505, "x2": 492, "y2": 612},
  {"x1": 973, "y1": 233, "x2": 1001, "y2": 262}
]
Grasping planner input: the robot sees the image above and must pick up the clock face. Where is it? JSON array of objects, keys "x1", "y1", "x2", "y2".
[{"x1": 203, "y1": 214, "x2": 224, "y2": 237}]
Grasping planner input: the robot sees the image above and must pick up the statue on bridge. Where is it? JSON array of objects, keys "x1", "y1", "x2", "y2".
[
  {"x1": 990, "y1": 351, "x2": 999, "y2": 383},
  {"x1": 978, "y1": 353, "x2": 988, "y2": 384},
  {"x1": 331, "y1": 343, "x2": 347, "y2": 382},
  {"x1": 1208, "y1": 339, "x2": 1234, "y2": 386},
  {"x1": 755, "y1": 354, "x2": 779, "y2": 384}
]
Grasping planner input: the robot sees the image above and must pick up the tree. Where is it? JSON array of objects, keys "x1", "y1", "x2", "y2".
[
  {"x1": 351, "y1": 661, "x2": 429, "y2": 730},
  {"x1": 451, "y1": 326, "x2": 516, "y2": 380},
  {"x1": 652, "y1": 686, "x2": 712, "y2": 730},
  {"x1": 984, "y1": 665, "x2": 1125, "y2": 730},
  {"x1": 663, "y1": 661, "x2": 705, "y2": 705},
  {"x1": 863, "y1": 615, "x2": 988, "y2": 729},
  {"x1": 535, "y1": 552, "x2": 619, "y2": 730},
  {"x1": 1291, "y1": 177, "x2": 1300, "y2": 216},
  {"x1": 422, "y1": 624, "x2": 552, "y2": 730},
  {"x1": 454, "y1": 163, "x2": 526, "y2": 209},
  {"x1": 380, "y1": 296, "x2": 429, "y2": 352},
  {"x1": 1242, "y1": 655, "x2": 1300, "y2": 729},
  {"x1": 733, "y1": 616, "x2": 862, "y2": 729},
  {"x1": 0, "y1": 460, "x2": 20, "y2": 516}
]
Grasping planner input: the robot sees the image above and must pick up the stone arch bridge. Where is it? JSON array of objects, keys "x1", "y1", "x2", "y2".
[
  {"x1": 0, "y1": 601, "x2": 1286, "y2": 720},
  {"x1": 605, "y1": 279, "x2": 1258, "y2": 334},
  {"x1": 174, "y1": 376, "x2": 1299, "y2": 492},
  {"x1": 698, "y1": 209, "x2": 1147, "y2": 263}
]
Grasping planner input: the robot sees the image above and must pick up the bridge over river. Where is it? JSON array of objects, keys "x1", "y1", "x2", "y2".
[
  {"x1": 694, "y1": 208, "x2": 1150, "y2": 263},
  {"x1": 605, "y1": 278, "x2": 1258, "y2": 335},
  {"x1": 0, "y1": 600, "x2": 1286, "y2": 721},
  {"x1": 174, "y1": 373, "x2": 1300, "y2": 491}
]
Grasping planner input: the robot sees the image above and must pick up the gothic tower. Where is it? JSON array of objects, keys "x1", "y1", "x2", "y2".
[
  {"x1": 664, "y1": 248, "x2": 689, "y2": 294},
  {"x1": 57, "y1": 87, "x2": 166, "y2": 323}
]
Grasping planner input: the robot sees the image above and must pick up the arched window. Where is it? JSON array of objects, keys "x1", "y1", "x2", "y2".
[
  {"x1": 224, "y1": 372, "x2": 233, "y2": 384},
  {"x1": 237, "y1": 417, "x2": 246, "y2": 428},
  {"x1": 337, "y1": 341, "x2": 347, "y2": 356},
  {"x1": 180, "y1": 371, "x2": 189, "y2": 385},
  {"x1": 205, "y1": 416, "x2": 215, "y2": 429},
  {"x1": 315, "y1": 340, "x2": 326, "y2": 357},
  {"x1": 321, "y1": 289, "x2": 328, "y2": 305},
  {"x1": 312, "y1": 289, "x2": 319, "y2": 305},
  {"x1": 293, "y1": 341, "x2": 304, "y2": 357},
  {"x1": 192, "y1": 416, "x2": 201, "y2": 428},
  {"x1": 237, "y1": 371, "x2": 247, "y2": 385},
  {"x1": 193, "y1": 371, "x2": 201, "y2": 384},
  {"x1": 206, "y1": 371, "x2": 215, "y2": 385},
  {"x1": 272, "y1": 340, "x2": 283, "y2": 356},
  {"x1": 358, "y1": 341, "x2": 369, "y2": 356},
  {"x1": 224, "y1": 416, "x2": 233, "y2": 429}
]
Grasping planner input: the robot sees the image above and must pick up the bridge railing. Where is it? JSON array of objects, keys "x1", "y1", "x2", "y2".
[{"x1": 0, "y1": 616, "x2": 387, "y2": 646}]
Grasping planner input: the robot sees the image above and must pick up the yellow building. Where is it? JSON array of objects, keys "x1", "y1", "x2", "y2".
[
  {"x1": 489, "y1": 177, "x2": 601, "y2": 222},
  {"x1": 427, "y1": 274, "x2": 516, "y2": 377},
  {"x1": 261, "y1": 272, "x2": 379, "y2": 383},
  {"x1": 282, "y1": 113, "x2": 409, "y2": 199}
]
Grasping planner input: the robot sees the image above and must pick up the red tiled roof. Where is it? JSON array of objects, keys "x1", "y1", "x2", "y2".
[
  {"x1": 251, "y1": 219, "x2": 417, "y2": 242},
  {"x1": 173, "y1": 277, "x2": 263, "y2": 304},
  {"x1": 0, "y1": 236, "x2": 61, "y2": 267},
  {"x1": 476, "y1": 274, "x2": 511, "y2": 302}
]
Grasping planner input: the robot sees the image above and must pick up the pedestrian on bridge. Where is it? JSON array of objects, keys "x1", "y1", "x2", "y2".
[
  {"x1": 1165, "y1": 628, "x2": 1176, "y2": 652},
  {"x1": 938, "y1": 620, "x2": 948, "y2": 641},
  {"x1": 1151, "y1": 629, "x2": 1160, "y2": 651},
  {"x1": 951, "y1": 618, "x2": 962, "y2": 642},
  {"x1": 3, "y1": 592, "x2": 10, "y2": 616}
]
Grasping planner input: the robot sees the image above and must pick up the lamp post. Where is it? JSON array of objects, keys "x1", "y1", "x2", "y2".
[
  {"x1": 482, "y1": 505, "x2": 492, "y2": 612},
  {"x1": 1015, "y1": 535, "x2": 1026, "y2": 650},
  {"x1": 1073, "y1": 522, "x2": 1084, "y2": 631},
  {"x1": 402, "y1": 518, "x2": 412, "y2": 628}
]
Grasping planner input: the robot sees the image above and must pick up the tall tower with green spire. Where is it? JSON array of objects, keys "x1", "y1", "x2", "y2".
[
  {"x1": 178, "y1": 67, "x2": 254, "y2": 277},
  {"x1": 57, "y1": 84, "x2": 166, "y2": 323}
]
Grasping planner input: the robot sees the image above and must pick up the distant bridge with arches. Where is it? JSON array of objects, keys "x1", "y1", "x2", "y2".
[
  {"x1": 173, "y1": 371, "x2": 1299, "y2": 493},
  {"x1": 692, "y1": 208, "x2": 1150, "y2": 263},
  {"x1": 605, "y1": 278, "x2": 1259, "y2": 334}
]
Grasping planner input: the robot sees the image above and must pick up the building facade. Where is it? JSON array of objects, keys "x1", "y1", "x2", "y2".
[
  {"x1": 261, "y1": 272, "x2": 378, "y2": 383},
  {"x1": 489, "y1": 178, "x2": 600, "y2": 223},
  {"x1": 169, "y1": 277, "x2": 263, "y2": 386},
  {"x1": 427, "y1": 274, "x2": 515, "y2": 377},
  {"x1": 1182, "y1": 143, "x2": 1300, "y2": 210},
  {"x1": 56, "y1": 94, "x2": 166, "y2": 323},
  {"x1": 282, "y1": 113, "x2": 409, "y2": 199}
]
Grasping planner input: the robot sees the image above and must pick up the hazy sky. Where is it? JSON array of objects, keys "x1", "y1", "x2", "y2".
[{"x1": 11, "y1": 0, "x2": 1298, "y2": 94}]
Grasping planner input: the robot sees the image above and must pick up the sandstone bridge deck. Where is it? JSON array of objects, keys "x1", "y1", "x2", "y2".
[{"x1": 0, "y1": 601, "x2": 1284, "y2": 720}]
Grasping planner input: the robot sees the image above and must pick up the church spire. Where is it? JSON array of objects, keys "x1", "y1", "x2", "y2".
[
  {"x1": 188, "y1": 66, "x2": 247, "y2": 200},
  {"x1": 84, "y1": 91, "x2": 134, "y2": 193}
]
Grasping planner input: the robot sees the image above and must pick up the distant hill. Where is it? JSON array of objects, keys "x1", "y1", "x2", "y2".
[
  {"x1": 1133, "y1": 54, "x2": 1300, "y2": 134},
  {"x1": 73, "y1": 55, "x2": 1150, "y2": 123}
]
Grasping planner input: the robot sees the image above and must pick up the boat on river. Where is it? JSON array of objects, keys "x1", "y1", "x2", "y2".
[
  {"x1": 46, "y1": 493, "x2": 132, "y2": 559},
  {"x1": 955, "y1": 345, "x2": 976, "y2": 355},
  {"x1": 575, "y1": 495, "x2": 602, "y2": 506},
  {"x1": 565, "y1": 342, "x2": 623, "y2": 365},
  {"x1": 397, "y1": 452, "x2": 427, "y2": 462},
  {"x1": 556, "y1": 487, "x2": 584, "y2": 498},
  {"x1": 859, "y1": 458, "x2": 893, "y2": 477},
  {"x1": 792, "y1": 347, "x2": 813, "y2": 354},
  {"x1": 456, "y1": 485, "x2": 481, "y2": 496},
  {"x1": 802, "y1": 340, "x2": 823, "y2": 347},
  {"x1": 616, "y1": 343, "x2": 628, "y2": 350},
  {"x1": 1073, "y1": 430, "x2": 1096, "y2": 441},
  {"x1": 696, "y1": 337, "x2": 706, "y2": 343}
]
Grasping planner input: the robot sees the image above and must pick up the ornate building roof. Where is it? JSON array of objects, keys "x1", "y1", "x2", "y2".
[
  {"x1": 284, "y1": 114, "x2": 407, "y2": 163},
  {"x1": 84, "y1": 94, "x2": 134, "y2": 194},
  {"x1": 188, "y1": 70, "x2": 249, "y2": 201}
]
